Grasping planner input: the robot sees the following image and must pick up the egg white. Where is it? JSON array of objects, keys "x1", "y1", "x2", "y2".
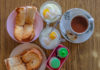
[
  {"x1": 39, "y1": 27, "x2": 61, "y2": 49},
  {"x1": 40, "y1": 2, "x2": 62, "y2": 23}
]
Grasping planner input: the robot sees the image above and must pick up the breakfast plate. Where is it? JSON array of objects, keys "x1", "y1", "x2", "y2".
[{"x1": 9, "y1": 43, "x2": 47, "y2": 70}]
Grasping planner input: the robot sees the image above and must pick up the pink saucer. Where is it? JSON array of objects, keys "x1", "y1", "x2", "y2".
[{"x1": 6, "y1": 6, "x2": 43, "y2": 43}]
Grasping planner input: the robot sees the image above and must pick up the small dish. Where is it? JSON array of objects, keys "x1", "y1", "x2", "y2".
[
  {"x1": 40, "y1": 1, "x2": 62, "y2": 24},
  {"x1": 39, "y1": 27, "x2": 61, "y2": 50}
]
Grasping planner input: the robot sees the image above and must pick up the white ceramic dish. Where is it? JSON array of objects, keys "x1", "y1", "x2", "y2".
[
  {"x1": 40, "y1": 1, "x2": 62, "y2": 24},
  {"x1": 39, "y1": 27, "x2": 61, "y2": 49}
]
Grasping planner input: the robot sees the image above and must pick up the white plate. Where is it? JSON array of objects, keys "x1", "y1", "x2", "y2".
[{"x1": 10, "y1": 43, "x2": 47, "y2": 70}]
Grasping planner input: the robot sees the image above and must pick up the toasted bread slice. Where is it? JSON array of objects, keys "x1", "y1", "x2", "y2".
[
  {"x1": 25, "y1": 6, "x2": 37, "y2": 24},
  {"x1": 10, "y1": 64, "x2": 26, "y2": 70},
  {"x1": 26, "y1": 58, "x2": 41, "y2": 70},
  {"x1": 22, "y1": 48, "x2": 42, "y2": 63},
  {"x1": 14, "y1": 25, "x2": 23, "y2": 42},
  {"x1": 22, "y1": 48, "x2": 43, "y2": 69},
  {"x1": 14, "y1": 24, "x2": 35, "y2": 42},
  {"x1": 16, "y1": 7, "x2": 26, "y2": 25},
  {"x1": 22, "y1": 23, "x2": 35, "y2": 41},
  {"x1": 5, "y1": 56, "x2": 23, "y2": 70}
]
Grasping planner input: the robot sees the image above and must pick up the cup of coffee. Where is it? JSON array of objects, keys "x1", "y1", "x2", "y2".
[
  {"x1": 70, "y1": 15, "x2": 89, "y2": 35},
  {"x1": 60, "y1": 8, "x2": 94, "y2": 43},
  {"x1": 69, "y1": 9, "x2": 94, "y2": 35}
]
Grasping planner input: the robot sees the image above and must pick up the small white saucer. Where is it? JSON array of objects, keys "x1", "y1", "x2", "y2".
[{"x1": 59, "y1": 8, "x2": 94, "y2": 43}]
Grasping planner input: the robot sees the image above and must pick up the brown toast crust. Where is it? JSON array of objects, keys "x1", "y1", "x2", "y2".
[
  {"x1": 14, "y1": 25, "x2": 23, "y2": 42},
  {"x1": 16, "y1": 7, "x2": 26, "y2": 25},
  {"x1": 25, "y1": 6, "x2": 37, "y2": 24}
]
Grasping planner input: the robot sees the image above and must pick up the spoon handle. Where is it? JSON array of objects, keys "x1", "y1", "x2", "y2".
[{"x1": 50, "y1": 20, "x2": 60, "y2": 34}]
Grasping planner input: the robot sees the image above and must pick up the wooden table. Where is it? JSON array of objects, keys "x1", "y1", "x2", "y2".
[{"x1": 0, "y1": 0, "x2": 100, "y2": 70}]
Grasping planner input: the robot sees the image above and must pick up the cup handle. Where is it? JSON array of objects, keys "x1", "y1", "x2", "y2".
[
  {"x1": 46, "y1": 23, "x2": 50, "y2": 28},
  {"x1": 89, "y1": 18, "x2": 94, "y2": 24},
  {"x1": 87, "y1": 17, "x2": 94, "y2": 32}
]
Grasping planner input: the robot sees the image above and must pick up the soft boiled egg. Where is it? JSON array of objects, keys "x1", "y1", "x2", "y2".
[
  {"x1": 40, "y1": 1, "x2": 62, "y2": 23},
  {"x1": 42, "y1": 4, "x2": 61, "y2": 20},
  {"x1": 39, "y1": 27, "x2": 61, "y2": 49}
]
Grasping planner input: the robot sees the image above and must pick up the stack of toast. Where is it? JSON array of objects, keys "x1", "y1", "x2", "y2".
[
  {"x1": 14, "y1": 6, "x2": 37, "y2": 42},
  {"x1": 5, "y1": 48, "x2": 43, "y2": 70}
]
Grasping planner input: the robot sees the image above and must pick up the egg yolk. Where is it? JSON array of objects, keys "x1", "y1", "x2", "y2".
[
  {"x1": 49, "y1": 32, "x2": 57, "y2": 40},
  {"x1": 43, "y1": 8, "x2": 50, "y2": 18}
]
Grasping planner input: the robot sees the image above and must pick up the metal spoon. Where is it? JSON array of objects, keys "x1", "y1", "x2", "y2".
[{"x1": 49, "y1": 20, "x2": 60, "y2": 35}]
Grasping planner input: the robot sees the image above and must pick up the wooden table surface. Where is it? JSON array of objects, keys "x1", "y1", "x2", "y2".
[{"x1": 0, "y1": 0, "x2": 100, "y2": 70}]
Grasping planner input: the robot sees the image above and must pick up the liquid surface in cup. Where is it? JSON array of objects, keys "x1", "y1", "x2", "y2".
[{"x1": 71, "y1": 16, "x2": 88, "y2": 33}]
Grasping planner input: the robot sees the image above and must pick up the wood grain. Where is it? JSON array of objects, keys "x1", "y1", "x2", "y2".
[{"x1": 0, "y1": 0, "x2": 100, "y2": 70}]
